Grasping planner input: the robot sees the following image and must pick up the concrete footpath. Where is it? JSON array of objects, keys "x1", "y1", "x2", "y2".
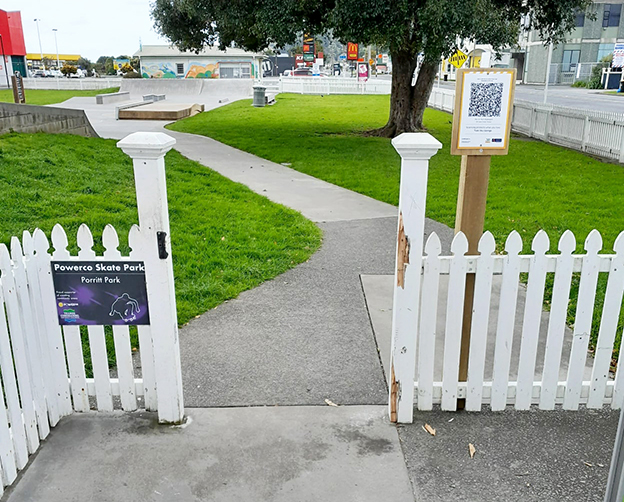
[{"x1": 5, "y1": 94, "x2": 618, "y2": 502}]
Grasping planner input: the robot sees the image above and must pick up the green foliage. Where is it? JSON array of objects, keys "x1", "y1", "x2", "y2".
[
  {"x1": 169, "y1": 94, "x2": 624, "y2": 359},
  {"x1": 122, "y1": 71, "x2": 141, "y2": 79},
  {"x1": 571, "y1": 80, "x2": 588, "y2": 88},
  {"x1": 589, "y1": 54, "x2": 613, "y2": 89},
  {"x1": 60, "y1": 63, "x2": 78, "y2": 76},
  {"x1": 0, "y1": 88, "x2": 120, "y2": 105}
]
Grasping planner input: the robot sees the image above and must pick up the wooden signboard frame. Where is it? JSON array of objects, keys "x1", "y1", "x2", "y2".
[{"x1": 451, "y1": 68, "x2": 516, "y2": 156}]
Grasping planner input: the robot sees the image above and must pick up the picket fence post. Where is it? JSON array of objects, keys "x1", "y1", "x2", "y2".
[
  {"x1": 117, "y1": 132, "x2": 184, "y2": 424},
  {"x1": 389, "y1": 133, "x2": 442, "y2": 424}
]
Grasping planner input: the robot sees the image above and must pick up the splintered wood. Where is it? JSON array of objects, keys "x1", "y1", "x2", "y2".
[
  {"x1": 396, "y1": 213, "x2": 410, "y2": 288},
  {"x1": 423, "y1": 423, "x2": 436, "y2": 436},
  {"x1": 469, "y1": 443, "x2": 476, "y2": 459},
  {"x1": 390, "y1": 365, "x2": 398, "y2": 423}
]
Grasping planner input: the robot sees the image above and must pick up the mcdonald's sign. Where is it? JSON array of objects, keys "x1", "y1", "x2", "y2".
[{"x1": 347, "y1": 43, "x2": 358, "y2": 61}]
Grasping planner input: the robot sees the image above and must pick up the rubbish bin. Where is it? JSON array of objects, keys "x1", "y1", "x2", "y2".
[
  {"x1": 444, "y1": 74, "x2": 448, "y2": 82},
  {"x1": 253, "y1": 86, "x2": 266, "y2": 107}
]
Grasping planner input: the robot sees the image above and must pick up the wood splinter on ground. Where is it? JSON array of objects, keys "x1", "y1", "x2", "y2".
[
  {"x1": 469, "y1": 443, "x2": 476, "y2": 459},
  {"x1": 422, "y1": 423, "x2": 436, "y2": 436},
  {"x1": 324, "y1": 399, "x2": 339, "y2": 407}
]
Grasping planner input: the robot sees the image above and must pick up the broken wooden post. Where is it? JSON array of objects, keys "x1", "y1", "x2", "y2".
[{"x1": 389, "y1": 133, "x2": 442, "y2": 424}]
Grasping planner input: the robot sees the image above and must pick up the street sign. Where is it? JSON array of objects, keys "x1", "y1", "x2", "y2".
[
  {"x1": 12, "y1": 72, "x2": 25, "y2": 104},
  {"x1": 369, "y1": 59, "x2": 374, "y2": 66},
  {"x1": 613, "y1": 43, "x2": 624, "y2": 68},
  {"x1": 449, "y1": 49, "x2": 468, "y2": 69},
  {"x1": 347, "y1": 42, "x2": 358, "y2": 60},
  {"x1": 339, "y1": 54, "x2": 347, "y2": 60}
]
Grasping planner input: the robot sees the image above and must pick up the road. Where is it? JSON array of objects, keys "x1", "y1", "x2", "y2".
[{"x1": 432, "y1": 79, "x2": 624, "y2": 114}]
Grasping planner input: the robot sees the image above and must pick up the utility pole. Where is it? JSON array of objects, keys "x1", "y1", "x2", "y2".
[
  {"x1": 34, "y1": 19, "x2": 44, "y2": 70},
  {"x1": 52, "y1": 29, "x2": 60, "y2": 72},
  {"x1": 543, "y1": 42, "x2": 553, "y2": 104}
]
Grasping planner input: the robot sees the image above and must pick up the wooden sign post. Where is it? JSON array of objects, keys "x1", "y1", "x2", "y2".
[
  {"x1": 11, "y1": 72, "x2": 26, "y2": 104},
  {"x1": 450, "y1": 68, "x2": 516, "y2": 408}
]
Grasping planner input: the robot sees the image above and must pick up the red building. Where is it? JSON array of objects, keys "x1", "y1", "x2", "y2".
[{"x1": 0, "y1": 9, "x2": 27, "y2": 81}]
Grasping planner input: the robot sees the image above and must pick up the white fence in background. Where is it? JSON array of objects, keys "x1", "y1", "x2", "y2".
[
  {"x1": 389, "y1": 133, "x2": 624, "y2": 423},
  {"x1": 428, "y1": 88, "x2": 624, "y2": 163},
  {"x1": 276, "y1": 76, "x2": 391, "y2": 95},
  {"x1": 20, "y1": 77, "x2": 122, "y2": 90},
  {"x1": 0, "y1": 132, "x2": 184, "y2": 492}
]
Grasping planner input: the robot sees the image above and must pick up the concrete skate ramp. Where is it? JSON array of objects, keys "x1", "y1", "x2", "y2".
[
  {"x1": 120, "y1": 79, "x2": 253, "y2": 98},
  {"x1": 118, "y1": 102, "x2": 205, "y2": 120}
]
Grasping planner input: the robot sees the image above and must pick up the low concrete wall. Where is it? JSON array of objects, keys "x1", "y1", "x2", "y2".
[
  {"x1": 96, "y1": 91, "x2": 130, "y2": 104},
  {"x1": 0, "y1": 102, "x2": 98, "y2": 137},
  {"x1": 120, "y1": 78, "x2": 254, "y2": 97}
]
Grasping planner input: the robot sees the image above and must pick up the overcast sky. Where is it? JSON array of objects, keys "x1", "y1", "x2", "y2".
[{"x1": 4, "y1": 0, "x2": 169, "y2": 61}]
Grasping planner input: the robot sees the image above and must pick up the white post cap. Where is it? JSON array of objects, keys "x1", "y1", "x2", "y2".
[
  {"x1": 117, "y1": 132, "x2": 176, "y2": 160},
  {"x1": 392, "y1": 133, "x2": 443, "y2": 160}
]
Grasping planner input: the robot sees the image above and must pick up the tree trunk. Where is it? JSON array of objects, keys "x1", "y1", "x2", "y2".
[
  {"x1": 368, "y1": 48, "x2": 418, "y2": 137},
  {"x1": 368, "y1": 50, "x2": 439, "y2": 137},
  {"x1": 410, "y1": 59, "x2": 438, "y2": 130}
]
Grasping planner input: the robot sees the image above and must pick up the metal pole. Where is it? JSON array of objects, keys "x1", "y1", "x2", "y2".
[
  {"x1": 53, "y1": 29, "x2": 59, "y2": 72},
  {"x1": 604, "y1": 409, "x2": 624, "y2": 502},
  {"x1": 34, "y1": 19, "x2": 44, "y2": 70},
  {"x1": 543, "y1": 42, "x2": 553, "y2": 104},
  {"x1": 0, "y1": 35, "x2": 10, "y2": 89}
]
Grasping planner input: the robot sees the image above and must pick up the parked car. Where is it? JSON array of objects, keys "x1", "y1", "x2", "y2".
[
  {"x1": 293, "y1": 67, "x2": 312, "y2": 77},
  {"x1": 282, "y1": 69, "x2": 293, "y2": 77}
]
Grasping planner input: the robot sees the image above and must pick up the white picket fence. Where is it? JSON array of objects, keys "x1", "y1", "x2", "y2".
[
  {"x1": 276, "y1": 76, "x2": 391, "y2": 95},
  {"x1": 428, "y1": 88, "x2": 624, "y2": 163},
  {"x1": 388, "y1": 132, "x2": 624, "y2": 423},
  {"x1": 21, "y1": 77, "x2": 122, "y2": 90},
  {"x1": 0, "y1": 132, "x2": 184, "y2": 492},
  {"x1": 416, "y1": 229, "x2": 621, "y2": 412}
]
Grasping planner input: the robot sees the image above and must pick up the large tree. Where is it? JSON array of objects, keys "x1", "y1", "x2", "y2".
[{"x1": 151, "y1": 0, "x2": 589, "y2": 137}]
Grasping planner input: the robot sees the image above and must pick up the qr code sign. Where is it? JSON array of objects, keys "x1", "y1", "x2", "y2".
[{"x1": 468, "y1": 82, "x2": 503, "y2": 117}]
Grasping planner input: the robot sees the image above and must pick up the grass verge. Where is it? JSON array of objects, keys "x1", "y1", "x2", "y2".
[
  {"x1": 0, "y1": 87, "x2": 120, "y2": 105},
  {"x1": 168, "y1": 93, "x2": 624, "y2": 361},
  {"x1": 0, "y1": 132, "x2": 321, "y2": 374}
]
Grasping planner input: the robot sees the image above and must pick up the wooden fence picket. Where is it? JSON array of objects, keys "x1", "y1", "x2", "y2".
[
  {"x1": 441, "y1": 232, "x2": 468, "y2": 411},
  {"x1": 515, "y1": 230, "x2": 550, "y2": 410},
  {"x1": 587, "y1": 232, "x2": 624, "y2": 408},
  {"x1": 466, "y1": 232, "x2": 496, "y2": 411},
  {"x1": 416, "y1": 232, "x2": 442, "y2": 411},
  {"x1": 130, "y1": 225, "x2": 157, "y2": 411},
  {"x1": 564, "y1": 230, "x2": 602, "y2": 410},
  {"x1": 0, "y1": 245, "x2": 40, "y2": 454},
  {"x1": 491, "y1": 232, "x2": 523, "y2": 411},
  {"x1": 540, "y1": 231, "x2": 576, "y2": 410},
  {"x1": 52, "y1": 224, "x2": 89, "y2": 412},
  {"x1": 33, "y1": 228, "x2": 72, "y2": 417},
  {"x1": 103, "y1": 224, "x2": 137, "y2": 411},
  {"x1": 10, "y1": 237, "x2": 50, "y2": 440},
  {"x1": 77, "y1": 224, "x2": 113, "y2": 412},
  {"x1": 0, "y1": 286, "x2": 28, "y2": 470},
  {"x1": 22, "y1": 231, "x2": 60, "y2": 426},
  {"x1": 0, "y1": 382, "x2": 17, "y2": 487}
]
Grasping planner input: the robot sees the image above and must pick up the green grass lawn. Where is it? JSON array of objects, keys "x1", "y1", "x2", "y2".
[
  {"x1": 168, "y1": 93, "x2": 624, "y2": 361},
  {"x1": 0, "y1": 132, "x2": 321, "y2": 373},
  {"x1": 0, "y1": 87, "x2": 120, "y2": 105}
]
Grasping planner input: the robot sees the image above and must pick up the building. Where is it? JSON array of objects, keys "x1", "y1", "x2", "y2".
[
  {"x1": 26, "y1": 53, "x2": 81, "y2": 71},
  {"x1": 0, "y1": 9, "x2": 27, "y2": 83},
  {"x1": 525, "y1": 1, "x2": 624, "y2": 84},
  {"x1": 135, "y1": 45, "x2": 262, "y2": 79}
]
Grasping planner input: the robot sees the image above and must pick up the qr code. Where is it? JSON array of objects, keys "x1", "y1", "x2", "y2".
[{"x1": 468, "y1": 83, "x2": 503, "y2": 117}]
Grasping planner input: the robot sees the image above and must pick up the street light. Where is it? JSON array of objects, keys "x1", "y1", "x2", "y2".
[
  {"x1": 34, "y1": 18, "x2": 44, "y2": 70},
  {"x1": 52, "y1": 29, "x2": 59, "y2": 73}
]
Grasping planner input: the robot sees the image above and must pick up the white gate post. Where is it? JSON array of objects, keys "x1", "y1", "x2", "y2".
[
  {"x1": 389, "y1": 133, "x2": 442, "y2": 423},
  {"x1": 117, "y1": 132, "x2": 184, "y2": 424}
]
